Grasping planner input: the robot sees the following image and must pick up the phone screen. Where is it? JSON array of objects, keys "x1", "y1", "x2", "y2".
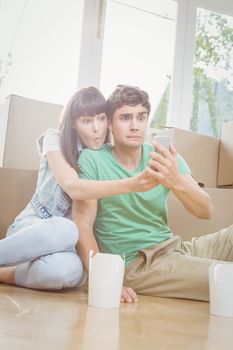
[{"x1": 152, "y1": 135, "x2": 171, "y2": 151}]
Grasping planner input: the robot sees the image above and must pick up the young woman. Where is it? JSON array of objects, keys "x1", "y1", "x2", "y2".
[{"x1": 0, "y1": 87, "x2": 157, "y2": 291}]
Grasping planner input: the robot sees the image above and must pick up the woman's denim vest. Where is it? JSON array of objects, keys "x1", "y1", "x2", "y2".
[{"x1": 16, "y1": 129, "x2": 71, "y2": 220}]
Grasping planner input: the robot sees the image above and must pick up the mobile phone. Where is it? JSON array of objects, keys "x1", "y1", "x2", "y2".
[
  {"x1": 151, "y1": 135, "x2": 171, "y2": 151},
  {"x1": 149, "y1": 135, "x2": 171, "y2": 171}
]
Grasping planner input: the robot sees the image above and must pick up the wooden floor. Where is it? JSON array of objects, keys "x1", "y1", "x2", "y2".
[{"x1": 0, "y1": 284, "x2": 233, "y2": 350}]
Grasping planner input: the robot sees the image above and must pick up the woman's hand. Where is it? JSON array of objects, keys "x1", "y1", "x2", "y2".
[
  {"x1": 121, "y1": 286, "x2": 138, "y2": 303},
  {"x1": 130, "y1": 167, "x2": 159, "y2": 192}
]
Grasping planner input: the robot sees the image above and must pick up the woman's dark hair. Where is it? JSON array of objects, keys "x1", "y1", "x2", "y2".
[
  {"x1": 59, "y1": 87, "x2": 107, "y2": 171},
  {"x1": 107, "y1": 85, "x2": 151, "y2": 120}
]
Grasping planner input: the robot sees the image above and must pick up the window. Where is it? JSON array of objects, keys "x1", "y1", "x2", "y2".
[
  {"x1": 0, "y1": 0, "x2": 84, "y2": 104},
  {"x1": 100, "y1": 0, "x2": 177, "y2": 125},
  {"x1": 190, "y1": 8, "x2": 233, "y2": 137}
]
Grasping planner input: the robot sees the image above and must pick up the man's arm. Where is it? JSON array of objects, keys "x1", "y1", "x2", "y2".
[
  {"x1": 149, "y1": 142, "x2": 213, "y2": 219},
  {"x1": 72, "y1": 199, "x2": 138, "y2": 303},
  {"x1": 169, "y1": 172, "x2": 213, "y2": 219}
]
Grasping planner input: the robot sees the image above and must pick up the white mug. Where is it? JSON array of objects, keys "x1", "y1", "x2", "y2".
[
  {"x1": 209, "y1": 262, "x2": 233, "y2": 317},
  {"x1": 88, "y1": 251, "x2": 125, "y2": 309}
]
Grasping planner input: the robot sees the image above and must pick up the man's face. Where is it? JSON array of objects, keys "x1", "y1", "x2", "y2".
[{"x1": 109, "y1": 104, "x2": 148, "y2": 149}]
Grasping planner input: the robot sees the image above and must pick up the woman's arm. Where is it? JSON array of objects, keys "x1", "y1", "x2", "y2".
[{"x1": 47, "y1": 151, "x2": 159, "y2": 200}]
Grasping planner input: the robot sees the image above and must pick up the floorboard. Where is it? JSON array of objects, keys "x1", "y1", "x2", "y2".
[{"x1": 0, "y1": 284, "x2": 232, "y2": 350}]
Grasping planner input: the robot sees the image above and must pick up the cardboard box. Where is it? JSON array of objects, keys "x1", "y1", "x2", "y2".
[
  {"x1": 0, "y1": 95, "x2": 62, "y2": 170},
  {"x1": 168, "y1": 188, "x2": 233, "y2": 241},
  {"x1": 217, "y1": 121, "x2": 233, "y2": 186},
  {"x1": 147, "y1": 127, "x2": 219, "y2": 188},
  {"x1": 0, "y1": 167, "x2": 37, "y2": 238},
  {"x1": 1, "y1": 168, "x2": 232, "y2": 244}
]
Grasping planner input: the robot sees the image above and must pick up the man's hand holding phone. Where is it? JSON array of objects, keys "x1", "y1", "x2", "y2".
[
  {"x1": 153, "y1": 135, "x2": 171, "y2": 152},
  {"x1": 149, "y1": 135, "x2": 181, "y2": 190}
]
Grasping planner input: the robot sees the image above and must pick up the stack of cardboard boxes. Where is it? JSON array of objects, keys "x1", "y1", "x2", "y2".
[
  {"x1": 0, "y1": 94, "x2": 233, "y2": 241},
  {"x1": 147, "y1": 124, "x2": 233, "y2": 240},
  {"x1": 0, "y1": 95, "x2": 62, "y2": 237}
]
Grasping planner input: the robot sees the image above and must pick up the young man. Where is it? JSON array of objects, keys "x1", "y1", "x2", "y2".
[{"x1": 73, "y1": 85, "x2": 233, "y2": 303}]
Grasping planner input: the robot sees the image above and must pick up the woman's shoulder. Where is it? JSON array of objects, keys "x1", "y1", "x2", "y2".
[
  {"x1": 39, "y1": 128, "x2": 60, "y2": 140},
  {"x1": 37, "y1": 128, "x2": 60, "y2": 156}
]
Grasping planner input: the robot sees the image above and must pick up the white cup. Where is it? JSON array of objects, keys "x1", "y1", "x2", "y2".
[
  {"x1": 209, "y1": 262, "x2": 233, "y2": 317},
  {"x1": 88, "y1": 251, "x2": 125, "y2": 309}
]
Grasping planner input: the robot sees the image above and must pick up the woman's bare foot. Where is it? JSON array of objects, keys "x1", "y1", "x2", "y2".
[{"x1": 0, "y1": 266, "x2": 16, "y2": 285}]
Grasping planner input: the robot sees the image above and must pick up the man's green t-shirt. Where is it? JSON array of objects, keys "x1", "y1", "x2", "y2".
[{"x1": 78, "y1": 143, "x2": 191, "y2": 266}]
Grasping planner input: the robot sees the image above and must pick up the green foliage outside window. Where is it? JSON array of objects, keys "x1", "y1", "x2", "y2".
[{"x1": 151, "y1": 10, "x2": 233, "y2": 137}]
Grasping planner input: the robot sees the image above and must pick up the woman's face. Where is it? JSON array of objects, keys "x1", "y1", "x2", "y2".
[{"x1": 74, "y1": 113, "x2": 108, "y2": 150}]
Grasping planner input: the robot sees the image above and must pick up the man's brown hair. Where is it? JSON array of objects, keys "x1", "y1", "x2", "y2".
[{"x1": 107, "y1": 85, "x2": 151, "y2": 120}]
